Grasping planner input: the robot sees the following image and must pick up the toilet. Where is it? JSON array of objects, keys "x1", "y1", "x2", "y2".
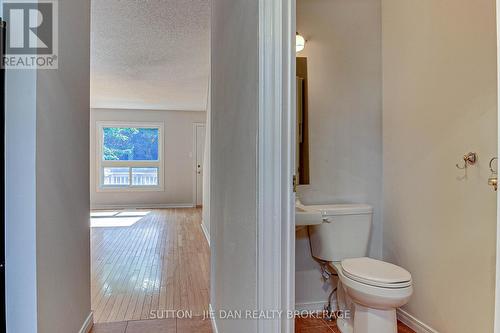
[{"x1": 307, "y1": 204, "x2": 413, "y2": 333}]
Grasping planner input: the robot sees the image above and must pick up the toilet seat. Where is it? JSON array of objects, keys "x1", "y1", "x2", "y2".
[
  {"x1": 341, "y1": 257, "x2": 412, "y2": 289},
  {"x1": 331, "y1": 260, "x2": 413, "y2": 312}
]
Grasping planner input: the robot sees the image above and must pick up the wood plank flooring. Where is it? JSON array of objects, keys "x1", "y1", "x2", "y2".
[
  {"x1": 90, "y1": 317, "x2": 212, "y2": 333},
  {"x1": 91, "y1": 208, "x2": 210, "y2": 323}
]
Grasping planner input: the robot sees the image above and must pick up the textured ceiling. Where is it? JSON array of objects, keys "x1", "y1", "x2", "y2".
[{"x1": 91, "y1": 0, "x2": 210, "y2": 111}]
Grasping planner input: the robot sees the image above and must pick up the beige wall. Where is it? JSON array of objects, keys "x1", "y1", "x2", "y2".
[
  {"x1": 90, "y1": 108, "x2": 206, "y2": 209},
  {"x1": 211, "y1": 0, "x2": 259, "y2": 331},
  {"x1": 382, "y1": 1, "x2": 497, "y2": 331},
  {"x1": 295, "y1": 0, "x2": 382, "y2": 309}
]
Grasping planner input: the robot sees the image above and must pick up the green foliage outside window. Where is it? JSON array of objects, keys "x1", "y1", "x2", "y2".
[{"x1": 103, "y1": 127, "x2": 159, "y2": 161}]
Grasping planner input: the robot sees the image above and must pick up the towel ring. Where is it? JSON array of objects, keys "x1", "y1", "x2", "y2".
[{"x1": 489, "y1": 157, "x2": 498, "y2": 174}]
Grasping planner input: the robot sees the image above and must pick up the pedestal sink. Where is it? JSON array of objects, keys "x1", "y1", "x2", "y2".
[{"x1": 295, "y1": 202, "x2": 323, "y2": 226}]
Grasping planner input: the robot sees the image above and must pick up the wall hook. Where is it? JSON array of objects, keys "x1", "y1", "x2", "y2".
[{"x1": 456, "y1": 152, "x2": 477, "y2": 170}]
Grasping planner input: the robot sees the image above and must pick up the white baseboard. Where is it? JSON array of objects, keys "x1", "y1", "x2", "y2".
[
  {"x1": 91, "y1": 203, "x2": 195, "y2": 210},
  {"x1": 397, "y1": 308, "x2": 439, "y2": 333},
  {"x1": 295, "y1": 300, "x2": 336, "y2": 312},
  {"x1": 209, "y1": 304, "x2": 219, "y2": 333},
  {"x1": 200, "y1": 221, "x2": 210, "y2": 246},
  {"x1": 78, "y1": 312, "x2": 93, "y2": 333}
]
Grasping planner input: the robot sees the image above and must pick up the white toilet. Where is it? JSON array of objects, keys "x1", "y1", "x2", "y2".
[{"x1": 307, "y1": 204, "x2": 413, "y2": 333}]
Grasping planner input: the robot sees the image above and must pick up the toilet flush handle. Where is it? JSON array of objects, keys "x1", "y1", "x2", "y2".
[{"x1": 322, "y1": 217, "x2": 334, "y2": 223}]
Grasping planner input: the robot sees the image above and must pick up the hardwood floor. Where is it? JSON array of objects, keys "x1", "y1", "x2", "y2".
[
  {"x1": 90, "y1": 317, "x2": 212, "y2": 333},
  {"x1": 91, "y1": 208, "x2": 210, "y2": 323}
]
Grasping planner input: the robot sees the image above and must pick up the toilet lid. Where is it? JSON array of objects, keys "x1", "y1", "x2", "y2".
[{"x1": 341, "y1": 257, "x2": 412, "y2": 288}]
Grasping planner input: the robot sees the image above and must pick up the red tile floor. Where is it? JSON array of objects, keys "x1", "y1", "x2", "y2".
[{"x1": 295, "y1": 316, "x2": 415, "y2": 333}]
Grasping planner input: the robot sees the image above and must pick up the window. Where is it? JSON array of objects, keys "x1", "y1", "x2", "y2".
[{"x1": 97, "y1": 123, "x2": 163, "y2": 190}]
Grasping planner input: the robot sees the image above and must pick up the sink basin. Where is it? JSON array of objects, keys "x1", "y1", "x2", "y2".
[{"x1": 295, "y1": 204, "x2": 323, "y2": 226}]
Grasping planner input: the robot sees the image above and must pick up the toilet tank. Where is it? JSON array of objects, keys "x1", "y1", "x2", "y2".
[{"x1": 308, "y1": 204, "x2": 373, "y2": 262}]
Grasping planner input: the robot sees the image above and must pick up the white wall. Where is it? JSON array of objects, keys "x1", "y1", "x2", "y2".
[
  {"x1": 211, "y1": 0, "x2": 258, "y2": 331},
  {"x1": 90, "y1": 108, "x2": 206, "y2": 209},
  {"x1": 382, "y1": 1, "x2": 497, "y2": 332},
  {"x1": 6, "y1": 0, "x2": 92, "y2": 332},
  {"x1": 295, "y1": 0, "x2": 382, "y2": 309}
]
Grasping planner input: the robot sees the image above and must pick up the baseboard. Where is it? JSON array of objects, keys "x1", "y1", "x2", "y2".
[
  {"x1": 209, "y1": 304, "x2": 219, "y2": 333},
  {"x1": 78, "y1": 312, "x2": 93, "y2": 333},
  {"x1": 200, "y1": 221, "x2": 210, "y2": 246},
  {"x1": 91, "y1": 203, "x2": 196, "y2": 210},
  {"x1": 295, "y1": 300, "x2": 336, "y2": 312},
  {"x1": 397, "y1": 308, "x2": 439, "y2": 333}
]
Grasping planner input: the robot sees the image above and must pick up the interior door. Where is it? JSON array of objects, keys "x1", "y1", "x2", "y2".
[{"x1": 195, "y1": 124, "x2": 205, "y2": 207}]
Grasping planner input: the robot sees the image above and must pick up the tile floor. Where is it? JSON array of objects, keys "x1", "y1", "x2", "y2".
[{"x1": 294, "y1": 316, "x2": 416, "y2": 333}]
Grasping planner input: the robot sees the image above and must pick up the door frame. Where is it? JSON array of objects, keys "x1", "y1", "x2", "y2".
[
  {"x1": 193, "y1": 122, "x2": 206, "y2": 207},
  {"x1": 257, "y1": 0, "x2": 295, "y2": 332}
]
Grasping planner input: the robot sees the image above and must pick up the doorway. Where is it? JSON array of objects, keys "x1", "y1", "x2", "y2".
[
  {"x1": 88, "y1": 0, "x2": 211, "y2": 327},
  {"x1": 293, "y1": 1, "x2": 498, "y2": 333},
  {"x1": 194, "y1": 123, "x2": 206, "y2": 207}
]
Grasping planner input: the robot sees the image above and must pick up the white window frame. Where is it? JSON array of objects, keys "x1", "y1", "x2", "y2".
[{"x1": 96, "y1": 121, "x2": 164, "y2": 192}]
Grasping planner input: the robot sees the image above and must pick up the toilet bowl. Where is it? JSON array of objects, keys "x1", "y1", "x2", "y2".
[
  {"x1": 331, "y1": 258, "x2": 412, "y2": 333},
  {"x1": 302, "y1": 203, "x2": 413, "y2": 333}
]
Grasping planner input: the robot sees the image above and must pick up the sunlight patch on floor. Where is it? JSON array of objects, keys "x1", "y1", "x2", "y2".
[
  {"x1": 90, "y1": 210, "x2": 151, "y2": 227},
  {"x1": 90, "y1": 216, "x2": 142, "y2": 228},
  {"x1": 91, "y1": 211, "x2": 120, "y2": 217},
  {"x1": 116, "y1": 211, "x2": 150, "y2": 217}
]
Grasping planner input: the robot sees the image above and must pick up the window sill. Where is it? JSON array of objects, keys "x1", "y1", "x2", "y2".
[{"x1": 97, "y1": 186, "x2": 165, "y2": 193}]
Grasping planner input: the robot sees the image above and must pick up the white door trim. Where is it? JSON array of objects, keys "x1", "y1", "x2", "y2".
[
  {"x1": 257, "y1": 0, "x2": 295, "y2": 332},
  {"x1": 192, "y1": 122, "x2": 206, "y2": 207}
]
